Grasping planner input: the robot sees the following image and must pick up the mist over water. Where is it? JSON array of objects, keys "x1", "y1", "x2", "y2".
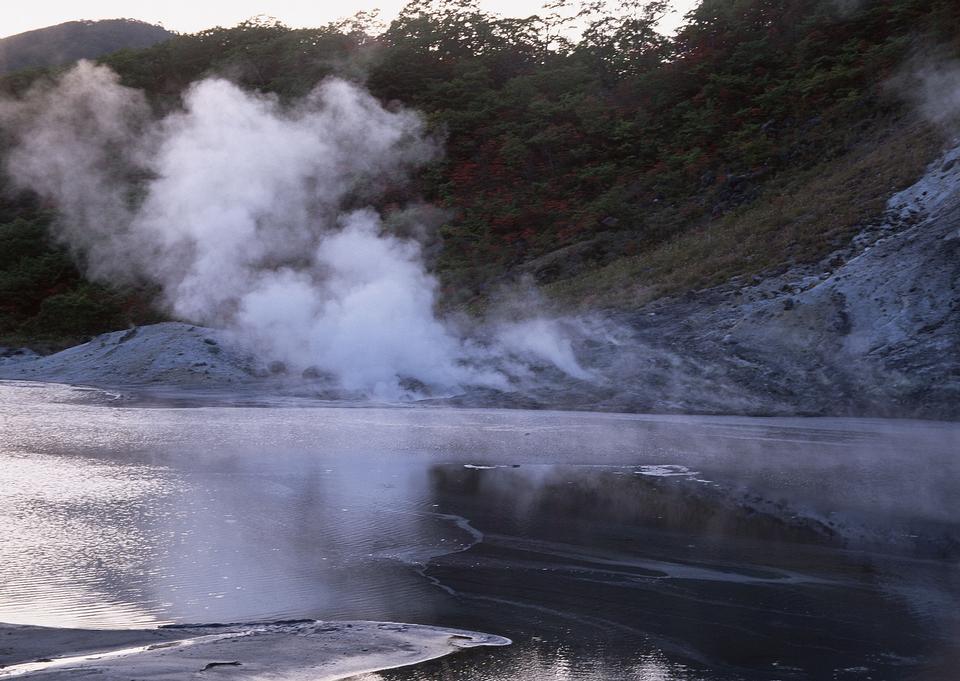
[
  {"x1": 1, "y1": 383, "x2": 958, "y2": 679},
  {"x1": 0, "y1": 62, "x2": 588, "y2": 397}
]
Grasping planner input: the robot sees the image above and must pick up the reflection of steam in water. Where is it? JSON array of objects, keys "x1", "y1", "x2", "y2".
[
  {"x1": 139, "y1": 452, "x2": 472, "y2": 625},
  {"x1": 0, "y1": 452, "x2": 175, "y2": 628},
  {"x1": 1, "y1": 384, "x2": 958, "y2": 679},
  {"x1": 0, "y1": 406, "x2": 466, "y2": 628}
]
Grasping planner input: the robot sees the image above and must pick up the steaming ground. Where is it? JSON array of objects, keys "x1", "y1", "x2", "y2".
[
  {"x1": 1, "y1": 64, "x2": 958, "y2": 416},
  {"x1": 0, "y1": 324, "x2": 254, "y2": 389},
  {"x1": 4, "y1": 137, "x2": 959, "y2": 417},
  {"x1": 0, "y1": 62, "x2": 588, "y2": 400}
]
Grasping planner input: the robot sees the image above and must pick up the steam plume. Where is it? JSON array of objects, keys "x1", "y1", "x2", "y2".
[
  {"x1": 892, "y1": 53, "x2": 960, "y2": 132},
  {"x1": 1, "y1": 62, "x2": 588, "y2": 397},
  {"x1": 910, "y1": 58, "x2": 960, "y2": 130}
]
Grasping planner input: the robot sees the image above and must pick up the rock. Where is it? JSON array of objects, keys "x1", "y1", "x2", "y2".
[
  {"x1": 301, "y1": 366, "x2": 334, "y2": 382},
  {"x1": 0, "y1": 347, "x2": 38, "y2": 359},
  {"x1": 398, "y1": 376, "x2": 430, "y2": 394},
  {"x1": 118, "y1": 327, "x2": 138, "y2": 343},
  {"x1": 542, "y1": 142, "x2": 960, "y2": 419}
]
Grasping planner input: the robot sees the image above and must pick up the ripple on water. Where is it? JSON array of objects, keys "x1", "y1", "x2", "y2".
[
  {"x1": 0, "y1": 452, "x2": 177, "y2": 628},
  {"x1": 1, "y1": 383, "x2": 959, "y2": 681}
]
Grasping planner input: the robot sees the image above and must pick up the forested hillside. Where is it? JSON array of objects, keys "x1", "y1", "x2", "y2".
[
  {"x1": 1, "y1": 0, "x2": 959, "y2": 348},
  {"x1": 0, "y1": 19, "x2": 171, "y2": 75}
]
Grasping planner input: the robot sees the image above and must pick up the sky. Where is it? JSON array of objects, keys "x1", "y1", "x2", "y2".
[{"x1": 0, "y1": 0, "x2": 699, "y2": 39}]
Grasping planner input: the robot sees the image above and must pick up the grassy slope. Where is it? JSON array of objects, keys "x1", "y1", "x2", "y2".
[{"x1": 544, "y1": 117, "x2": 943, "y2": 308}]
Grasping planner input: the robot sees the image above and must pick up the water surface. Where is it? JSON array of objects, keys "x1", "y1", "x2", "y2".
[{"x1": 1, "y1": 381, "x2": 958, "y2": 679}]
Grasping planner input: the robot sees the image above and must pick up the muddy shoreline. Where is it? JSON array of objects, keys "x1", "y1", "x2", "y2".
[{"x1": 0, "y1": 620, "x2": 509, "y2": 680}]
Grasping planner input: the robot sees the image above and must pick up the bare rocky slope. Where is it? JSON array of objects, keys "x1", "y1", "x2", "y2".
[
  {"x1": 0, "y1": 324, "x2": 256, "y2": 388},
  {"x1": 536, "y1": 140, "x2": 960, "y2": 418},
  {"x1": 2, "y1": 142, "x2": 958, "y2": 418}
]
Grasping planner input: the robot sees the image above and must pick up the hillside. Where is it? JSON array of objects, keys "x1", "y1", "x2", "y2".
[
  {"x1": 0, "y1": 0, "x2": 958, "y2": 416},
  {"x1": 0, "y1": 19, "x2": 171, "y2": 75},
  {"x1": 4, "y1": 138, "x2": 957, "y2": 417}
]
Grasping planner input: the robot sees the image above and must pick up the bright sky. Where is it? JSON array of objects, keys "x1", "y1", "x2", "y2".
[{"x1": 1, "y1": 1, "x2": 700, "y2": 39}]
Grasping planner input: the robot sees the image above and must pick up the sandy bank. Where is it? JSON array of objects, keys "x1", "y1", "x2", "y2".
[{"x1": 0, "y1": 620, "x2": 510, "y2": 679}]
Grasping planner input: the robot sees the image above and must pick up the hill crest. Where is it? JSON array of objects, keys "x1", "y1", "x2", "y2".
[{"x1": 0, "y1": 19, "x2": 172, "y2": 74}]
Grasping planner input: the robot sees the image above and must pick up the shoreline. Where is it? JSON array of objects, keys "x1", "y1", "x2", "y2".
[
  {"x1": 4, "y1": 373, "x2": 960, "y2": 423},
  {"x1": 0, "y1": 620, "x2": 510, "y2": 680},
  {"x1": 7, "y1": 377, "x2": 960, "y2": 427}
]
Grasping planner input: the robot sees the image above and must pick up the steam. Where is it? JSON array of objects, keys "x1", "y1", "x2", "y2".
[
  {"x1": 892, "y1": 54, "x2": 960, "y2": 132},
  {"x1": 0, "y1": 61, "x2": 589, "y2": 397},
  {"x1": 908, "y1": 58, "x2": 960, "y2": 130}
]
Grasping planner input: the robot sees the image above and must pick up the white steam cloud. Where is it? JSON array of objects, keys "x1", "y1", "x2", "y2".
[
  {"x1": 909, "y1": 58, "x2": 960, "y2": 130},
  {"x1": 891, "y1": 52, "x2": 960, "y2": 133},
  {"x1": 0, "y1": 62, "x2": 590, "y2": 397}
]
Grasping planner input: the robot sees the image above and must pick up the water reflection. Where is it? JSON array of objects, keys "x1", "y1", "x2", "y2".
[
  {"x1": 358, "y1": 642, "x2": 701, "y2": 681},
  {"x1": 398, "y1": 464, "x2": 960, "y2": 679},
  {"x1": 0, "y1": 382, "x2": 958, "y2": 679},
  {"x1": 0, "y1": 451, "x2": 174, "y2": 627}
]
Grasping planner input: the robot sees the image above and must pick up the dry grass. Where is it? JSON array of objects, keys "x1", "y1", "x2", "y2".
[{"x1": 544, "y1": 119, "x2": 943, "y2": 309}]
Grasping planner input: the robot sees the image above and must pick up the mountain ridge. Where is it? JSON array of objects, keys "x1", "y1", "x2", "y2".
[{"x1": 0, "y1": 19, "x2": 172, "y2": 74}]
